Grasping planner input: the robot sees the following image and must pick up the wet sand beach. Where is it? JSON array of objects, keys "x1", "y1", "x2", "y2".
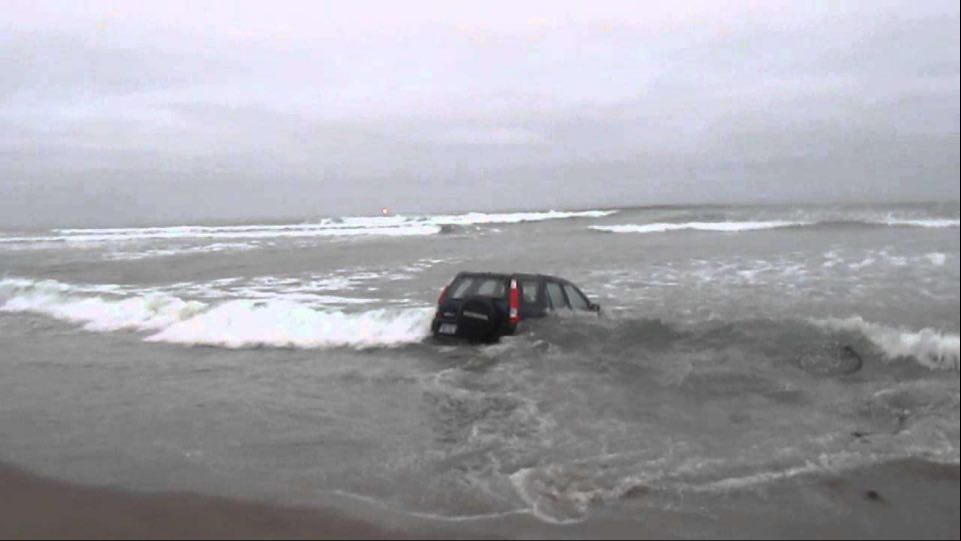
[
  {"x1": 0, "y1": 462, "x2": 426, "y2": 540},
  {"x1": 1, "y1": 459, "x2": 957, "y2": 539}
]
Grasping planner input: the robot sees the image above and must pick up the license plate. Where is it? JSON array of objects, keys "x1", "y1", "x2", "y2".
[{"x1": 438, "y1": 323, "x2": 457, "y2": 335}]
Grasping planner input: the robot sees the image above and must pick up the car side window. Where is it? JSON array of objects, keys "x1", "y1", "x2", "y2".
[
  {"x1": 520, "y1": 280, "x2": 540, "y2": 305},
  {"x1": 564, "y1": 284, "x2": 590, "y2": 310},
  {"x1": 546, "y1": 281, "x2": 569, "y2": 310}
]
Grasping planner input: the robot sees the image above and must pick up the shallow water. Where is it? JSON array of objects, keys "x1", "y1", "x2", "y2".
[{"x1": 1, "y1": 202, "x2": 958, "y2": 532}]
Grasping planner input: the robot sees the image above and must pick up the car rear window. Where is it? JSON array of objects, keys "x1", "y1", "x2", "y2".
[
  {"x1": 476, "y1": 278, "x2": 506, "y2": 297},
  {"x1": 449, "y1": 275, "x2": 507, "y2": 299},
  {"x1": 449, "y1": 277, "x2": 475, "y2": 299}
]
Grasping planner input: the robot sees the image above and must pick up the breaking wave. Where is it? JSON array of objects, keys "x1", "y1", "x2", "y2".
[
  {"x1": 0, "y1": 278, "x2": 205, "y2": 332},
  {"x1": 811, "y1": 316, "x2": 960, "y2": 370},
  {"x1": 0, "y1": 278, "x2": 431, "y2": 349},
  {"x1": 146, "y1": 301, "x2": 432, "y2": 348}
]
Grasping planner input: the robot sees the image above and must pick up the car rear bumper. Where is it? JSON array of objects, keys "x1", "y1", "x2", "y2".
[
  {"x1": 430, "y1": 317, "x2": 516, "y2": 341},
  {"x1": 430, "y1": 317, "x2": 457, "y2": 336}
]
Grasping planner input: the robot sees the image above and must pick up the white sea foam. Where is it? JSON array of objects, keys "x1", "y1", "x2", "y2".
[
  {"x1": 685, "y1": 461, "x2": 832, "y2": 493},
  {"x1": 589, "y1": 221, "x2": 807, "y2": 234},
  {"x1": 507, "y1": 467, "x2": 594, "y2": 524},
  {"x1": 673, "y1": 451, "x2": 881, "y2": 494},
  {"x1": 925, "y1": 252, "x2": 948, "y2": 266},
  {"x1": 103, "y1": 242, "x2": 263, "y2": 260},
  {"x1": 812, "y1": 316, "x2": 960, "y2": 370},
  {"x1": 0, "y1": 278, "x2": 431, "y2": 349}
]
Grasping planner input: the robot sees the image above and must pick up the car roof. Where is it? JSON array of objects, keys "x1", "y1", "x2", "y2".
[{"x1": 454, "y1": 271, "x2": 577, "y2": 285}]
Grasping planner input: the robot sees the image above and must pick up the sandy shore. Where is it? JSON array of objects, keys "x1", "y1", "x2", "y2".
[
  {"x1": 2, "y1": 459, "x2": 958, "y2": 539},
  {"x1": 0, "y1": 463, "x2": 436, "y2": 540}
]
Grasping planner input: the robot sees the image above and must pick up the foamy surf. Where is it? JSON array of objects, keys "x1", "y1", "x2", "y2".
[
  {"x1": 146, "y1": 301, "x2": 432, "y2": 349},
  {"x1": 0, "y1": 278, "x2": 432, "y2": 349}
]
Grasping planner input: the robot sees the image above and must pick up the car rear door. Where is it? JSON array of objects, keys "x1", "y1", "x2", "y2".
[
  {"x1": 436, "y1": 274, "x2": 509, "y2": 322},
  {"x1": 517, "y1": 276, "x2": 547, "y2": 318},
  {"x1": 545, "y1": 280, "x2": 572, "y2": 315}
]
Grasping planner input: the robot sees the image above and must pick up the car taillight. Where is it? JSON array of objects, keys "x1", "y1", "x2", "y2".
[
  {"x1": 509, "y1": 278, "x2": 520, "y2": 325},
  {"x1": 437, "y1": 284, "x2": 449, "y2": 305}
]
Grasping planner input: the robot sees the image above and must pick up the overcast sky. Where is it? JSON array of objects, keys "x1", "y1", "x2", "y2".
[{"x1": 1, "y1": 0, "x2": 958, "y2": 227}]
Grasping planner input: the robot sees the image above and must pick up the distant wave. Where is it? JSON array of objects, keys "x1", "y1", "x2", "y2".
[
  {"x1": 0, "y1": 224, "x2": 443, "y2": 244},
  {"x1": 423, "y1": 209, "x2": 615, "y2": 225},
  {"x1": 590, "y1": 221, "x2": 807, "y2": 234},
  {"x1": 0, "y1": 209, "x2": 616, "y2": 245},
  {"x1": 874, "y1": 218, "x2": 960, "y2": 228},
  {"x1": 0, "y1": 278, "x2": 431, "y2": 349},
  {"x1": 590, "y1": 217, "x2": 960, "y2": 234}
]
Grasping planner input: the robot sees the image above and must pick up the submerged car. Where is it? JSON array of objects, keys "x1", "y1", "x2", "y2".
[{"x1": 430, "y1": 272, "x2": 600, "y2": 342}]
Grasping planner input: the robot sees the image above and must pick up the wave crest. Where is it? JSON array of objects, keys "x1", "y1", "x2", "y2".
[{"x1": 811, "y1": 317, "x2": 959, "y2": 370}]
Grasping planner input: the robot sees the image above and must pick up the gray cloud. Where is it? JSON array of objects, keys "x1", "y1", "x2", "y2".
[{"x1": 0, "y1": 0, "x2": 958, "y2": 227}]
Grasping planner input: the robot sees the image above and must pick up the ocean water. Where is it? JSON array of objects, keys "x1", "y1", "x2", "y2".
[{"x1": 1, "y1": 202, "x2": 958, "y2": 533}]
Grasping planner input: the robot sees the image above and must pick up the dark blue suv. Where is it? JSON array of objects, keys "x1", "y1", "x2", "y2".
[{"x1": 430, "y1": 272, "x2": 600, "y2": 342}]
